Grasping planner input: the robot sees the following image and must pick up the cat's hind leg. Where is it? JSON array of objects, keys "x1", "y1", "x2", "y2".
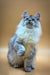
[
  {"x1": 24, "y1": 45, "x2": 37, "y2": 72},
  {"x1": 13, "y1": 64, "x2": 20, "y2": 68},
  {"x1": 31, "y1": 45, "x2": 37, "y2": 69}
]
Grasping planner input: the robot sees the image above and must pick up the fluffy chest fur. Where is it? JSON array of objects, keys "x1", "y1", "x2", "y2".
[
  {"x1": 16, "y1": 20, "x2": 41, "y2": 44},
  {"x1": 16, "y1": 20, "x2": 42, "y2": 57}
]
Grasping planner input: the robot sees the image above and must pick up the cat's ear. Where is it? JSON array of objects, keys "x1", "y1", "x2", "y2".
[
  {"x1": 35, "y1": 13, "x2": 40, "y2": 21},
  {"x1": 23, "y1": 11, "x2": 29, "y2": 19}
]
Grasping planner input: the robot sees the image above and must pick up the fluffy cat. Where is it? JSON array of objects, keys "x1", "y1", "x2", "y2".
[{"x1": 8, "y1": 11, "x2": 42, "y2": 72}]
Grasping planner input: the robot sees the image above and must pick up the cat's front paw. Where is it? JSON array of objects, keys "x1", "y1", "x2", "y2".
[
  {"x1": 24, "y1": 67, "x2": 31, "y2": 72},
  {"x1": 17, "y1": 45, "x2": 25, "y2": 56},
  {"x1": 17, "y1": 50, "x2": 25, "y2": 56}
]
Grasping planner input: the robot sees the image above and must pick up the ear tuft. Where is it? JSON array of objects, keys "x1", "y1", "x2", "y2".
[
  {"x1": 35, "y1": 13, "x2": 40, "y2": 21},
  {"x1": 23, "y1": 11, "x2": 28, "y2": 19}
]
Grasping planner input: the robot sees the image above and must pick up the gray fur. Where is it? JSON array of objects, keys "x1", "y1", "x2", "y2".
[
  {"x1": 8, "y1": 34, "x2": 37, "y2": 72},
  {"x1": 8, "y1": 12, "x2": 41, "y2": 72}
]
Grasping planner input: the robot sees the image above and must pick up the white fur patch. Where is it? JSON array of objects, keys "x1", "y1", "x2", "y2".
[{"x1": 15, "y1": 19, "x2": 42, "y2": 44}]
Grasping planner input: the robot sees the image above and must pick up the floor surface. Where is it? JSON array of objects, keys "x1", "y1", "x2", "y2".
[{"x1": 0, "y1": 48, "x2": 50, "y2": 75}]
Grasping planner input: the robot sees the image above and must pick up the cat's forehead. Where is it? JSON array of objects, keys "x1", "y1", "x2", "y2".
[
  {"x1": 26, "y1": 15, "x2": 35, "y2": 19},
  {"x1": 24, "y1": 15, "x2": 36, "y2": 20},
  {"x1": 29, "y1": 15, "x2": 35, "y2": 18}
]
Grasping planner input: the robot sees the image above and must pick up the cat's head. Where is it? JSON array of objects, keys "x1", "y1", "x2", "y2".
[{"x1": 23, "y1": 11, "x2": 40, "y2": 29}]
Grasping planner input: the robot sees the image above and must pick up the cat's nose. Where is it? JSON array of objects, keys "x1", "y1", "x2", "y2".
[{"x1": 29, "y1": 20, "x2": 31, "y2": 21}]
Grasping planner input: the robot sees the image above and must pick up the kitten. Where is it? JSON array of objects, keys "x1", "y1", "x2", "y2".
[{"x1": 8, "y1": 11, "x2": 42, "y2": 72}]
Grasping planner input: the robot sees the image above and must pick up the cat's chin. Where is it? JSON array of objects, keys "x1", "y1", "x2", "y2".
[
  {"x1": 26, "y1": 25, "x2": 33, "y2": 29},
  {"x1": 27, "y1": 27, "x2": 33, "y2": 29}
]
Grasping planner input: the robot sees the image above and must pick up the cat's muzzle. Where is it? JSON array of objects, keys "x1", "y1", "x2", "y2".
[
  {"x1": 27, "y1": 21, "x2": 33, "y2": 25},
  {"x1": 26, "y1": 22, "x2": 33, "y2": 29}
]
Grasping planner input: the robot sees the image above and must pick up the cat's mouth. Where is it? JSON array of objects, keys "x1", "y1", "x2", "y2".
[
  {"x1": 26, "y1": 22, "x2": 33, "y2": 29},
  {"x1": 27, "y1": 22, "x2": 33, "y2": 25}
]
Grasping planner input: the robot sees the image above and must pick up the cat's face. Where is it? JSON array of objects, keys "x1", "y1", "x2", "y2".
[{"x1": 23, "y1": 11, "x2": 40, "y2": 29}]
